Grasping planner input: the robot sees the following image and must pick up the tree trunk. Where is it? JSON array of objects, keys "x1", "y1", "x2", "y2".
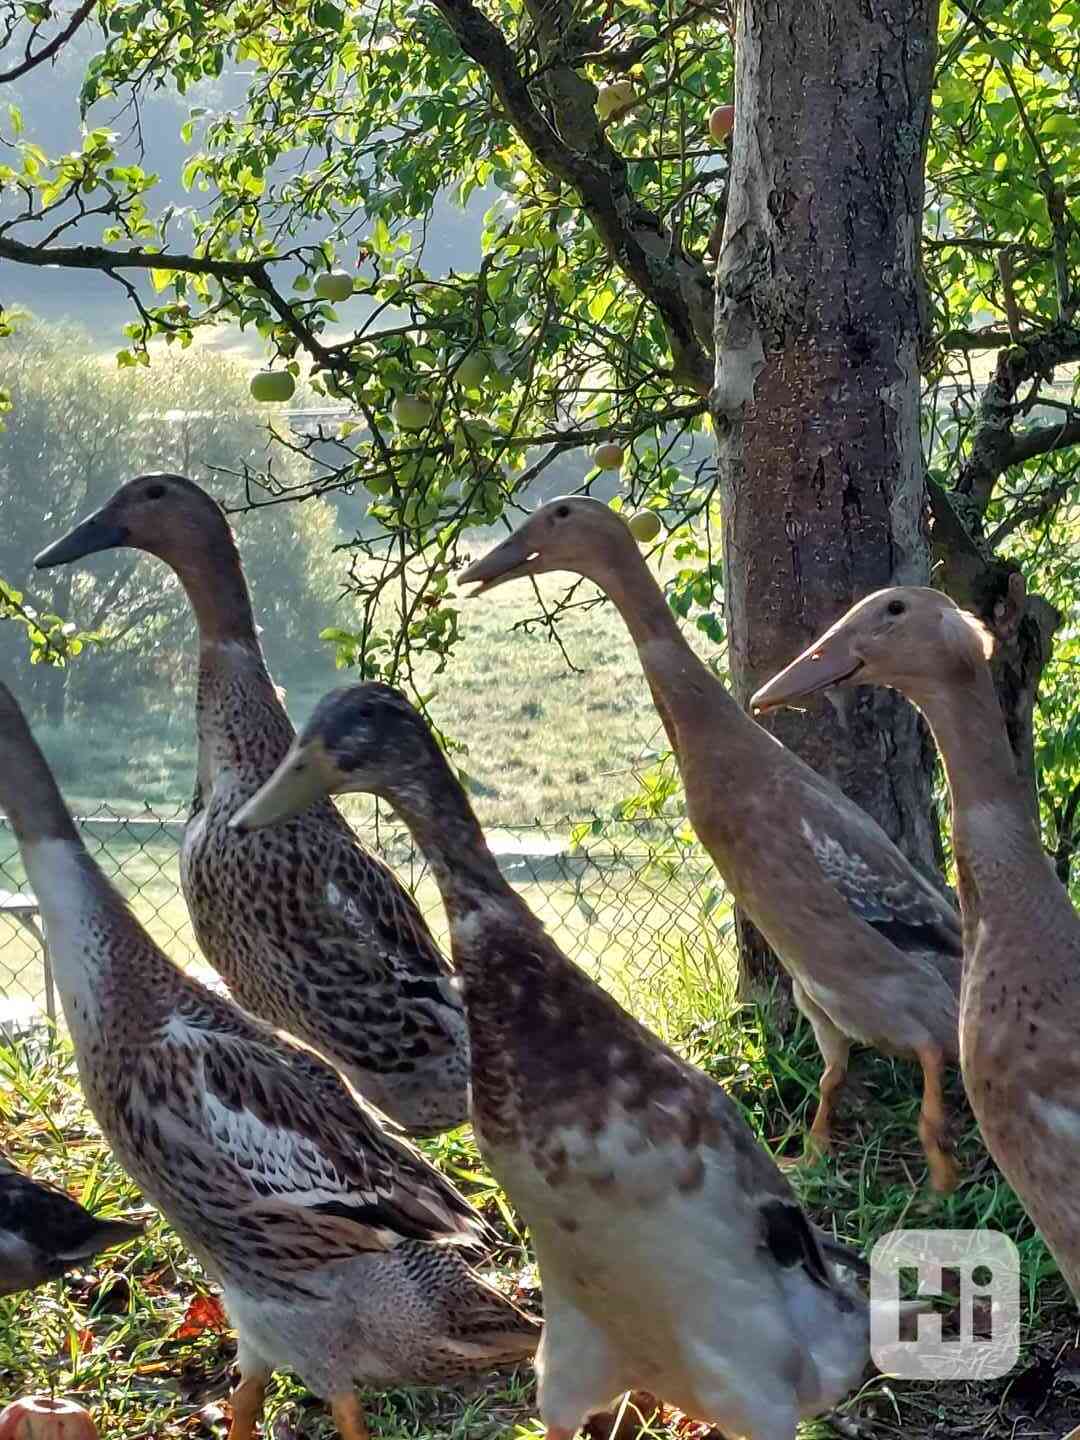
[{"x1": 714, "y1": 0, "x2": 941, "y2": 1007}]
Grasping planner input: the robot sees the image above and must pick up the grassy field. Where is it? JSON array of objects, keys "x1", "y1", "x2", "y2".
[{"x1": 32, "y1": 568, "x2": 711, "y2": 824}]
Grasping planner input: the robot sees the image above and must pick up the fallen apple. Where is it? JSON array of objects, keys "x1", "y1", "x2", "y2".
[
  {"x1": 0, "y1": 1396, "x2": 98, "y2": 1440},
  {"x1": 454, "y1": 351, "x2": 489, "y2": 389},
  {"x1": 393, "y1": 393, "x2": 434, "y2": 430},
  {"x1": 596, "y1": 81, "x2": 635, "y2": 122},
  {"x1": 315, "y1": 270, "x2": 354, "y2": 303},
  {"x1": 628, "y1": 510, "x2": 662, "y2": 543},
  {"x1": 249, "y1": 369, "x2": 296, "y2": 403},
  {"x1": 593, "y1": 442, "x2": 625, "y2": 470},
  {"x1": 709, "y1": 104, "x2": 735, "y2": 143}
]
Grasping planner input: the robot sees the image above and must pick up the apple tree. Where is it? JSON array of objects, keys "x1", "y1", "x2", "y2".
[{"x1": 0, "y1": 0, "x2": 1077, "y2": 999}]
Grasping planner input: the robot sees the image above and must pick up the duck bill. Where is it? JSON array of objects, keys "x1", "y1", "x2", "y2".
[
  {"x1": 750, "y1": 640, "x2": 864, "y2": 714},
  {"x1": 230, "y1": 742, "x2": 337, "y2": 832},
  {"x1": 35, "y1": 510, "x2": 128, "y2": 569},
  {"x1": 459, "y1": 533, "x2": 538, "y2": 595}
]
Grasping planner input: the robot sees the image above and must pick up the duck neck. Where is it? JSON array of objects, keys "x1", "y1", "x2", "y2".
[
  {"x1": 582, "y1": 543, "x2": 747, "y2": 756},
  {"x1": 159, "y1": 531, "x2": 294, "y2": 796},
  {"x1": 910, "y1": 666, "x2": 1048, "y2": 922},
  {"x1": 0, "y1": 717, "x2": 127, "y2": 1027},
  {"x1": 378, "y1": 757, "x2": 530, "y2": 964}
]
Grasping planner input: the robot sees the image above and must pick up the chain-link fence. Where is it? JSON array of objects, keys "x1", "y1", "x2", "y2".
[{"x1": 0, "y1": 804, "x2": 736, "y2": 1037}]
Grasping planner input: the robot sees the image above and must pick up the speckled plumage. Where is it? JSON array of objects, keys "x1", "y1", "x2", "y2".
[
  {"x1": 36, "y1": 474, "x2": 469, "y2": 1137},
  {"x1": 0, "y1": 1153, "x2": 142, "y2": 1296},
  {"x1": 0, "y1": 687, "x2": 537, "y2": 1433},
  {"x1": 754, "y1": 584, "x2": 1080, "y2": 1303},
  {"x1": 460, "y1": 498, "x2": 963, "y2": 1190},
  {"x1": 234, "y1": 685, "x2": 873, "y2": 1440}
]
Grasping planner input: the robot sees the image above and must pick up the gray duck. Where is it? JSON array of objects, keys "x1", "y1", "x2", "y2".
[
  {"x1": 35, "y1": 474, "x2": 469, "y2": 1137},
  {"x1": 233, "y1": 684, "x2": 874, "y2": 1440},
  {"x1": 0, "y1": 1152, "x2": 141, "y2": 1296},
  {"x1": 460, "y1": 498, "x2": 963, "y2": 1191},
  {"x1": 0, "y1": 683, "x2": 537, "y2": 1440}
]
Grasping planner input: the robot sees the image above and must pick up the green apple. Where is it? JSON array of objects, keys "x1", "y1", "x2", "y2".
[
  {"x1": 365, "y1": 474, "x2": 392, "y2": 496},
  {"x1": 393, "y1": 394, "x2": 434, "y2": 430},
  {"x1": 250, "y1": 369, "x2": 296, "y2": 402},
  {"x1": 455, "y1": 351, "x2": 489, "y2": 388},
  {"x1": 594, "y1": 442, "x2": 625, "y2": 470},
  {"x1": 315, "y1": 271, "x2": 354, "y2": 303},
  {"x1": 628, "y1": 510, "x2": 662, "y2": 542},
  {"x1": 596, "y1": 81, "x2": 635, "y2": 122}
]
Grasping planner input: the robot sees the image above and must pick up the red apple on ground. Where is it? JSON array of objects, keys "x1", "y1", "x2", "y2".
[{"x1": 0, "y1": 1396, "x2": 98, "y2": 1440}]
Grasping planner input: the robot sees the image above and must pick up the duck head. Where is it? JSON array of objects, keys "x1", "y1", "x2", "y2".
[
  {"x1": 34, "y1": 473, "x2": 232, "y2": 571},
  {"x1": 230, "y1": 683, "x2": 436, "y2": 831},
  {"x1": 458, "y1": 495, "x2": 638, "y2": 593},
  {"x1": 751, "y1": 586, "x2": 995, "y2": 714}
]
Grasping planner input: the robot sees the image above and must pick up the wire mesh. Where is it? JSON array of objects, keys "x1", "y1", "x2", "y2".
[{"x1": 0, "y1": 804, "x2": 736, "y2": 1032}]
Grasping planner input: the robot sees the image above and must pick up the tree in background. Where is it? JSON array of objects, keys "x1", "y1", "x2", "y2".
[
  {"x1": 0, "y1": 0, "x2": 1077, "y2": 997},
  {"x1": 0, "y1": 319, "x2": 341, "y2": 724}
]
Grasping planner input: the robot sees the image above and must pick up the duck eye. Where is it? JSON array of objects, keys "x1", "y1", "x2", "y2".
[
  {"x1": 554, "y1": 505, "x2": 570, "y2": 519},
  {"x1": 887, "y1": 599, "x2": 906, "y2": 617},
  {"x1": 145, "y1": 483, "x2": 166, "y2": 500}
]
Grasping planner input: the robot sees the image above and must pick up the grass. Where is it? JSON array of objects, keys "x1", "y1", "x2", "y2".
[
  {"x1": 36, "y1": 569, "x2": 708, "y2": 825},
  {"x1": 3, "y1": 986, "x2": 1078, "y2": 1440}
]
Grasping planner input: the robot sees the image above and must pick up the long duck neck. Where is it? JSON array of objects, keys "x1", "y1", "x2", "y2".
[
  {"x1": 909, "y1": 665, "x2": 1053, "y2": 934},
  {"x1": 379, "y1": 754, "x2": 535, "y2": 965},
  {"x1": 159, "y1": 527, "x2": 295, "y2": 795},
  {"x1": 581, "y1": 541, "x2": 750, "y2": 758},
  {"x1": 0, "y1": 701, "x2": 159, "y2": 1034}
]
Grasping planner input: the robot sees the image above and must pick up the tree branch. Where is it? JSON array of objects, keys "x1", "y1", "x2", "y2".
[
  {"x1": 0, "y1": 0, "x2": 96, "y2": 84},
  {"x1": 426, "y1": 0, "x2": 714, "y2": 394},
  {"x1": 953, "y1": 325, "x2": 1080, "y2": 512}
]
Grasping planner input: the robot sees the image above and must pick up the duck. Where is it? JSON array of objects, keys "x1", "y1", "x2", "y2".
[
  {"x1": 457, "y1": 498, "x2": 964, "y2": 1191},
  {"x1": 231, "y1": 682, "x2": 874, "y2": 1440},
  {"x1": 0, "y1": 1152, "x2": 142, "y2": 1296},
  {"x1": 0, "y1": 683, "x2": 538, "y2": 1440},
  {"x1": 752, "y1": 581, "x2": 1080, "y2": 1301},
  {"x1": 35, "y1": 474, "x2": 469, "y2": 1137}
]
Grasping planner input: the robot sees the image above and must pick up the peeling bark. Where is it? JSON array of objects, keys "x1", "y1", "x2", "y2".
[{"x1": 714, "y1": 0, "x2": 941, "y2": 1004}]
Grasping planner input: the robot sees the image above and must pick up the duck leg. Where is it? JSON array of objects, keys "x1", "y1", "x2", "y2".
[
  {"x1": 227, "y1": 1369, "x2": 269, "y2": 1440},
  {"x1": 916, "y1": 1045, "x2": 959, "y2": 1194},
  {"x1": 787, "y1": 1007, "x2": 850, "y2": 1165},
  {"x1": 331, "y1": 1392, "x2": 370, "y2": 1440}
]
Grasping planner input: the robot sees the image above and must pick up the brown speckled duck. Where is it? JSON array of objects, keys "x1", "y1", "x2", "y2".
[
  {"x1": 459, "y1": 498, "x2": 963, "y2": 1191},
  {"x1": 35, "y1": 474, "x2": 468, "y2": 1136},
  {"x1": 233, "y1": 684, "x2": 873, "y2": 1440},
  {"x1": 753, "y1": 584, "x2": 1080, "y2": 1302},
  {"x1": 0, "y1": 684, "x2": 537, "y2": 1440},
  {"x1": 0, "y1": 1153, "x2": 142, "y2": 1296}
]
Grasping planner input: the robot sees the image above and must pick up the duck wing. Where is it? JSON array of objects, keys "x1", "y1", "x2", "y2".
[
  {"x1": 138, "y1": 984, "x2": 487, "y2": 1262},
  {"x1": 797, "y1": 792, "x2": 962, "y2": 975}
]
